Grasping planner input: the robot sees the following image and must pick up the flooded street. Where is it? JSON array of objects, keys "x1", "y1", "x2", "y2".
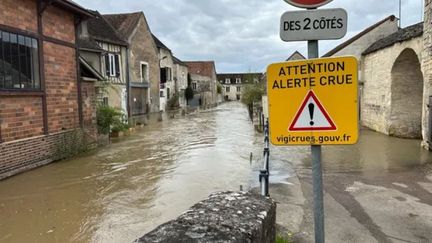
[
  {"x1": 0, "y1": 102, "x2": 273, "y2": 243},
  {"x1": 1, "y1": 102, "x2": 432, "y2": 243}
]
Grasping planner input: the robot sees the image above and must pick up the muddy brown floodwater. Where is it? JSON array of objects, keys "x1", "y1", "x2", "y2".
[
  {"x1": 1, "y1": 102, "x2": 431, "y2": 243},
  {"x1": 0, "y1": 102, "x2": 273, "y2": 243}
]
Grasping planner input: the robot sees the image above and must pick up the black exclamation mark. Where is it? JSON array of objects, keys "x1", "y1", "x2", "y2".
[{"x1": 308, "y1": 103, "x2": 315, "y2": 126}]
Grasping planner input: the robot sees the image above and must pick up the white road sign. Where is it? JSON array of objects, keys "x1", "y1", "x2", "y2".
[{"x1": 280, "y1": 8, "x2": 347, "y2": 41}]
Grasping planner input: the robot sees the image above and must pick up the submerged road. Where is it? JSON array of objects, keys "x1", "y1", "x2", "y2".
[
  {"x1": 0, "y1": 102, "x2": 280, "y2": 243},
  {"x1": 1, "y1": 102, "x2": 432, "y2": 243}
]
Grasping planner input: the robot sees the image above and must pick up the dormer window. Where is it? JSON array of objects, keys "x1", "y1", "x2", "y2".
[
  {"x1": 236, "y1": 78, "x2": 241, "y2": 84},
  {"x1": 225, "y1": 78, "x2": 230, "y2": 84}
]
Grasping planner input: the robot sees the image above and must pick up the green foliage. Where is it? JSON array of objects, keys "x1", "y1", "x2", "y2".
[
  {"x1": 217, "y1": 83, "x2": 222, "y2": 94},
  {"x1": 96, "y1": 105, "x2": 127, "y2": 135},
  {"x1": 240, "y1": 83, "x2": 265, "y2": 107},
  {"x1": 276, "y1": 234, "x2": 293, "y2": 243},
  {"x1": 185, "y1": 86, "x2": 194, "y2": 101},
  {"x1": 167, "y1": 92, "x2": 180, "y2": 110}
]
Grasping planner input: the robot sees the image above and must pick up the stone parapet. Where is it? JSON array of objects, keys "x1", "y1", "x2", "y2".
[{"x1": 135, "y1": 191, "x2": 276, "y2": 243}]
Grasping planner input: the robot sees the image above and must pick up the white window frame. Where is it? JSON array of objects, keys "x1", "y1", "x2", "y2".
[
  {"x1": 226, "y1": 86, "x2": 230, "y2": 92},
  {"x1": 236, "y1": 86, "x2": 241, "y2": 92},
  {"x1": 225, "y1": 78, "x2": 230, "y2": 84},
  {"x1": 140, "y1": 61, "x2": 149, "y2": 83},
  {"x1": 236, "y1": 78, "x2": 241, "y2": 84},
  {"x1": 192, "y1": 82, "x2": 197, "y2": 91},
  {"x1": 107, "y1": 53, "x2": 119, "y2": 77}
]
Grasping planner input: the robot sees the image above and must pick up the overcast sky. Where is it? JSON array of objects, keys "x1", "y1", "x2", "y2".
[{"x1": 74, "y1": 0, "x2": 423, "y2": 73}]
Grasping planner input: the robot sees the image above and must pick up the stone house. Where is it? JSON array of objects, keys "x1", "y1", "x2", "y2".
[
  {"x1": 185, "y1": 61, "x2": 218, "y2": 108},
  {"x1": 103, "y1": 12, "x2": 161, "y2": 122},
  {"x1": 153, "y1": 34, "x2": 175, "y2": 111},
  {"x1": 0, "y1": 0, "x2": 94, "y2": 179},
  {"x1": 173, "y1": 56, "x2": 189, "y2": 108},
  {"x1": 217, "y1": 73, "x2": 263, "y2": 101},
  {"x1": 361, "y1": 23, "x2": 424, "y2": 139},
  {"x1": 85, "y1": 11, "x2": 129, "y2": 116},
  {"x1": 286, "y1": 51, "x2": 306, "y2": 61},
  {"x1": 322, "y1": 4, "x2": 432, "y2": 149}
]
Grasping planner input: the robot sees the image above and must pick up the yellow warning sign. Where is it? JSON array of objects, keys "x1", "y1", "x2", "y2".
[{"x1": 267, "y1": 56, "x2": 358, "y2": 145}]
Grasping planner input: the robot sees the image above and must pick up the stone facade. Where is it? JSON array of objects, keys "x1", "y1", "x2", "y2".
[
  {"x1": 423, "y1": 0, "x2": 432, "y2": 147},
  {"x1": 0, "y1": 0, "x2": 93, "y2": 179},
  {"x1": 173, "y1": 58, "x2": 189, "y2": 108},
  {"x1": 158, "y1": 47, "x2": 175, "y2": 111},
  {"x1": 136, "y1": 191, "x2": 276, "y2": 243},
  {"x1": 129, "y1": 15, "x2": 160, "y2": 115},
  {"x1": 362, "y1": 34, "x2": 423, "y2": 137}
]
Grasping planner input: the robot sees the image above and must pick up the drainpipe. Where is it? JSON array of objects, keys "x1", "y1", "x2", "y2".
[
  {"x1": 126, "y1": 47, "x2": 131, "y2": 119},
  {"x1": 75, "y1": 16, "x2": 84, "y2": 128}
]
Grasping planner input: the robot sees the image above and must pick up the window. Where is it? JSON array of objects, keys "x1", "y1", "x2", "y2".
[
  {"x1": 102, "y1": 97, "x2": 109, "y2": 106},
  {"x1": 225, "y1": 78, "x2": 230, "y2": 84},
  {"x1": 105, "y1": 53, "x2": 120, "y2": 77},
  {"x1": 140, "y1": 62, "x2": 149, "y2": 83},
  {"x1": 167, "y1": 87, "x2": 170, "y2": 99},
  {"x1": 192, "y1": 82, "x2": 197, "y2": 91},
  {"x1": 160, "y1": 90, "x2": 164, "y2": 97},
  {"x1": 236, "y1": 86, "x2": 241, "y2": 92},
  {"x1": 0, "y1": 30, "x2": 40, "y2": 90},
  {"x1": 226, "y1": 86, "x2": 230, "y2": 92},
  {"x1": 160, "y1": 67, "x2": 172, "y2": 83},
  {"x1": 236, "y1": 78, "x2": 241, "y2": 84}
]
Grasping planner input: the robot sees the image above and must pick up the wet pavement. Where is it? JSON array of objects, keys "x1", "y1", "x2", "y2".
[
  {"x1": 271, "y1": 128, "x2": 432, "y2": 243},
  {"x1": 1, "y1": 102, "x2": 432, "y2": 243}
]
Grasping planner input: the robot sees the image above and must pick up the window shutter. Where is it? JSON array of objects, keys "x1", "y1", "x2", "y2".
[
  {"x1": 160, "y1": 67, "x2": 167, "y2": 83},
  {"x1": 105, "y1": 54, "x2": 110, "y2": 76},
  {"x1": 115, "y1": 54, "x2": 120, "y2": 77}
]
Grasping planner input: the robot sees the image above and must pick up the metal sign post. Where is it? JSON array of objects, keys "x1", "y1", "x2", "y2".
[
  {"x1": 308, "y1": 38, "x2": 325, "y2": 243},
  {"x1": 268, "y1": 1, "x2": 355, "y2": 243}
]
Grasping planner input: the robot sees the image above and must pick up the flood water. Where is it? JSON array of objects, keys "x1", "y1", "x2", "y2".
[{"x1": 0, "y1": 102, "x2": 431, "y2": 243}]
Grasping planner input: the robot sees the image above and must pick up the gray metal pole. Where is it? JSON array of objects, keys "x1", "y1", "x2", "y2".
[{"x1": 308, "y1": 39, "x2": 325, "y2": 243}]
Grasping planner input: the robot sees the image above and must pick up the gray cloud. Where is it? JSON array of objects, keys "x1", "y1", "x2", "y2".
[{"x1": 75, "y1": 0, "x2": 423, "y2": 73}]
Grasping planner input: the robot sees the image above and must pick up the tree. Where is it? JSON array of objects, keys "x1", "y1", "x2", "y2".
[
  {"x1": 241, "y1": 83, "x2": 265, "y2": 119},
  {"x1": 185, "y1": 86, "x2": 194, "y2": 105}
]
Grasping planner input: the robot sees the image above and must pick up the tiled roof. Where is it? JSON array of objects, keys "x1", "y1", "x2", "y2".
[
  {"x1": 323, "y1": 15, "x2": 397, "y2": 57},
  {"x1": 103, "y1": 12, "x2": 142, "y2": 40},
  {"x1": 184, "y1": 61, "x2": 217, "y2": 78},
  {"x1": 77, "y1": 37, "x2": 103, "y2": 52},
  {"x1": 152, "y1": 34, "x2": 171, "y2": 51},
  {"x1": 363, "y1": 22, "x2": 423, "y2": 55},
  {"x1": 286, "y1": 51, "x2": 306, "y2": 61},
  {"x1": 55, "y1": 0, "x2": 94, "y2": 17},
  {"x1": 87, "y1": 11, "x2": 128, "y2": 46}
]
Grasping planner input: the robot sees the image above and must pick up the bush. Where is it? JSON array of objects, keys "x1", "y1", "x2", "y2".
[
  {"x1": 167, "y1": 92, "x2": 180, "y2": 110},
  {"x1": 241, "y1": 83, "x2": 265, "y2": 107},
  {"x1": 96, "y1": 106, "x2": 127, "y2": 134}
]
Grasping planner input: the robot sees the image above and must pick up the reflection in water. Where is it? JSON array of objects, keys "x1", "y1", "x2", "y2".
[
  {"x1": 0, "y1": 102, "x2": 267, "y2": 243},
  {"x1": 0, "y1": 102, "x2": 430, "y2": 243}
]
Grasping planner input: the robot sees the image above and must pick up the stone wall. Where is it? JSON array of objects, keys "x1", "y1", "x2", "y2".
[
  {"x1": 423, "y1": 0, "x2": 432, "y2": 146},
  {"x1": 128, "y1": 14, "x2": 160, "y2": 114},
  {"x1": 361, "y1": 37, "x2": 423, "y2": 136},
  {"x1": 135, "y1": 191, "x2": 276, "y2": 243}
]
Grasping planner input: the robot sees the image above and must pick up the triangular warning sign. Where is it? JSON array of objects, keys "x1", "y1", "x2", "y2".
[{"x1": 289, "y1": 91, "x2": 337, "y2": 131}]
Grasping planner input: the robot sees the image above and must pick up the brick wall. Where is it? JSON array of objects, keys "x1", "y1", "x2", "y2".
[
  {"x1": 43, "y1": 5, "x2": 76, "y2": 43},
  {"x1": 0, "y1": 0, "x2": 95, "y2": 180},
  {"x1": 0, "y1": 130, "x2": 85, "y2": 180},
  {"x1": 44, "y1": 42, "x2": 80, "y2": 133},
  {"x1": 0, "y1": 96, "x2": 44, "y2": 142},
  {"x1": 0, "y1": 0, "x2": 37, "y2": 33},
  {"x1": 81, "y1": 81, "x2": 98, "y2": 141}
]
